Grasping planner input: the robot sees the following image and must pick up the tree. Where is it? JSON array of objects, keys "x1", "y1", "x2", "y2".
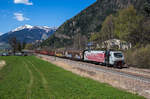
[
  {"x1": 9, "y1": 37, "x2": 18, "y2": 54},
  {"x1": 143, "y1": 2, "x2": 150, "y2": 17},
  {"x1": 100, "y1": 14, "x2": 115, "y2": 41},
  {"x1": 22, "y1": 42, "x2": 26, "y2": 49},
  {"x1": 136, "y1": 18, "x2": 150, "y2": 46},
  {"x1": 9, "y1": 37, "x2": 26, "y2": 53},
  {"x1": 89, "y1": 15, "x2": 116, "y2": 49},
  {"x1": 73, "y1": 34, "x2": 80, "y2": 50},
  {"x1": 114, "y1": 6, "x2": 143, "y2": 45},
  {"x1": 80, "y1": 35, "x2": 88, "y2": 50},
  {"x1": 90, "y1": 33, "x2": 99, "y2": 41},
  {"x1": 25, "y1": 43, "x2": 34, "y2": 50},
  {"x1": 17, "y1": 41, "x2": 22, "y2": 52}
]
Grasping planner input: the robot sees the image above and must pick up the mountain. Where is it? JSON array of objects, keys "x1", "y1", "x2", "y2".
[
  {"x1": 0, "y1": 25, "x2": 57, "y2": 43},
  {"x1": 42, "y1": 0, "x2": 149, "y2": 48}
]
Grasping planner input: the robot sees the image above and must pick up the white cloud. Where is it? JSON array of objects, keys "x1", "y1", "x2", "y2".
[
  {"x1": 14, "y1": 0, "x2": 33, "y2": 5},
  {"x1": 14, "y1": 13, "x2": 30, "y2": 21}
]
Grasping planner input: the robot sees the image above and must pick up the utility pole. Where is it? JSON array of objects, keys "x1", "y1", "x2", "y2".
[
  {"x1": 78, "y1": 33, "x2": 81, "y2": 50},
  {"x1": 53, "y1": 40, "x2": 56, "y2": 61}
]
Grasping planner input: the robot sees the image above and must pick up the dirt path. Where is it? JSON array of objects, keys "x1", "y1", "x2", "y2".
[
  {"x1": 0, "y1": 60, "x2": 6, "y2": 70},
  {"x1": 26, "y1": 58, "x2": 50, "y2": 98},
  {"x1": 23, "y1": 61, "x2": 34, "y2": 99}
]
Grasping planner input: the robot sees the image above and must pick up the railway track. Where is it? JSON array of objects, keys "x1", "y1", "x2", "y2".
[
  {"x1": 38, "y1": 54, "x2": 150, "y2": 84},
  {"x1": 79, "y1": 63, "x2": 150, "y2": 83},
  {"x1": 64, "y1": 58, "x2": 150, "y2": 84}
]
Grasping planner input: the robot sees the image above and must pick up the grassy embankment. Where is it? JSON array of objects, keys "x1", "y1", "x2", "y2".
[{"x1": 0, "y1": 56, "x2": 145, "y2": 99}]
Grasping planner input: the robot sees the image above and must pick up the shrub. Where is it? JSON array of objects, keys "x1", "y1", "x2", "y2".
[{"x1": 125, "y1": 45, "x2": 150, "y2": 68}]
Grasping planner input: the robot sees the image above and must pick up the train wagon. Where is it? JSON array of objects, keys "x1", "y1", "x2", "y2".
[
  {"x1": 83, "y1": 50, "x2": 124, "y2": 68},
  {"x1": 55, "y1": 50, "x2": 65, "y2": 57},
  {"x1": 48, "y1": 51, "x2": 55, "y2": 56},
  {"x1": 35, "y1": 50, "x2": 41, "y2": 54},
  {"x1": 40, "y1": 51, "x2": 49, "y2": 55},
  {"x1": 65, "y1": 50, "x2": 83, "y2": 60}
]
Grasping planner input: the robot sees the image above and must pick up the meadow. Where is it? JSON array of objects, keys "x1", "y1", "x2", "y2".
[{"x1": 0, "y1": 56, "x2": 145, "y2": 99}]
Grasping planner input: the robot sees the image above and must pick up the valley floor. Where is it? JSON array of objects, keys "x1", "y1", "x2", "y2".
[{"x1": 0, "y1": 56, "x2": 145, "y2": 99}]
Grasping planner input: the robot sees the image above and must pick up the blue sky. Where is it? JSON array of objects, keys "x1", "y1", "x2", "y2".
[{"x1": 0, "y1": 0, "x2": 96, "y2": 34}]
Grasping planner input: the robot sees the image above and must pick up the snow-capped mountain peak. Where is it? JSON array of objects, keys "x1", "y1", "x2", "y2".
[
  {"x1": 34, "y1": 26, "x2": 56, "y2": 33},
  {"x1": 43, "y1": 26, "x2": 50, "y2": 28},
  {"x1": 12, "y1": 24, "x2": 33, "y2": 32},
  {"x1": 0, "y1": 24, "x2": 56, "y2": 43},
  {"x1": 11, "y1": 24, "x2": 57, "y2": 33}
]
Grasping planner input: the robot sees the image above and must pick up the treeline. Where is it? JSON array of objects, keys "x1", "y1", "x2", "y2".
[
  {"x1": 9, "y1": 37, "x2": 26, "y2": 53},
  {"x1": 90, "y1": 5, "x2": 150, "y2": 47}
]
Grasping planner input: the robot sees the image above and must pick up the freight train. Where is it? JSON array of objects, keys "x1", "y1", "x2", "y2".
[{"x1": 35, "y1": 49, "x2": 125, "y2": 68}]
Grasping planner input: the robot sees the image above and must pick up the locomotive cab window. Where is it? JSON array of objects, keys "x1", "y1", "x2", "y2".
[{"x1": 114, "y1": 53, "x2": 123, "y2": 58}]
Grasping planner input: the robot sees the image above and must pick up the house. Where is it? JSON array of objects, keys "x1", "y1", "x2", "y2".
[{"x1": 101, "y1": 39, "x2": 132, "y2": 50}]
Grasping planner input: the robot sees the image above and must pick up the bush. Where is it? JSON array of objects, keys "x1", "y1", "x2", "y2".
[{"x1": 125, "y1": 45, "x2": 150, "y2": 69}]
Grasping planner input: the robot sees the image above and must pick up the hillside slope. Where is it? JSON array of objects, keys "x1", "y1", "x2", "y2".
[{"x1": 42, "y1": 0, "x2": 148, "y2": 48}]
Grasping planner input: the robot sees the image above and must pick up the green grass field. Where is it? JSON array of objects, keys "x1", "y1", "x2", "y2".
[{"x1": 0, "y1": 56, "x2": 145, "y2": 99}]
